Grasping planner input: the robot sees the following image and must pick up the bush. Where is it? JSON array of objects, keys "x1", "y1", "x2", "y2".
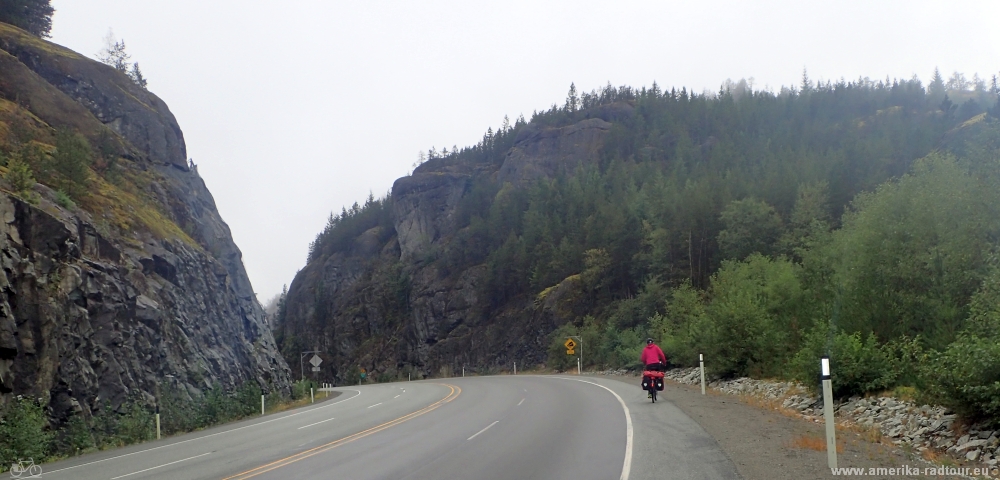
[
  {"x1": 291, "y1": 380, "x2": 318, "y2": 400},
  {"x1": 54, "y1": 190, "x2": 75, "y2": 209},
  {"x1": 0, "y1": 397, "x2": 53, "y2": 467},
  {"x1": 159, "y1": 384, "x2": 198, "y2": 435},
  {"x1": 51, "y1": 129, "x2": 93, "y2": 198},
  {"x1": 922, "y1": 334, "x2": 1000, "y2": 425},
  {"x1": 53, "y1": 413, "x2": 94, "y2": 456},
  {"x1": 3, "y1": 153, "x2": 36, "y2": 196},
  {"x1": 791, "y1": 326, "x2": 901, "y2": 397},
  {"x1": 598, "y1": 325, "x2": 644, "y2": 370},
  {"x1": 649, "y1": 283, "x2": 714, "y2": 367},
  {"x1": 116, "y1": 401, "x2": 154, "y2": 445},
  {"x1": 704, "y1": 255, "x2": 805, "y2": 378}
]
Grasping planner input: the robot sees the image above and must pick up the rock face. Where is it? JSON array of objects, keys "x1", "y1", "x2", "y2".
[
  {"x1": 0, "y1": 24, "x2": 290, "y2": 420},
  {"x1": 281, "y1": 109, "x2": 620, "y2": 381}
]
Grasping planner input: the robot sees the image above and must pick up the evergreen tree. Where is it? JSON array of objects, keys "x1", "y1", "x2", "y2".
[
  {"x1": 565, "y1": 83, "x2": 579, "y2": 112},
  {"x1": 129, "y1": 63, "x2": 148, "y2": 89},
  {"x1": 799, "y1": 68, "x2": 813, "y2": 95},
  {"x1": 927, "y1": 67, "x2": 946, "y2": 103},
  {"x1": 0, "y1": 0, "x2": 54, "y2": 37},
  {"x1": 96, "y1": 29, "x2": 149, "y2": 89}
]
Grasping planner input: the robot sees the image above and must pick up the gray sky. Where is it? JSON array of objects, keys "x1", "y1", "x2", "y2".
[{"x1": 48, "y1": 0, "x2": 1000, "y2": 302}]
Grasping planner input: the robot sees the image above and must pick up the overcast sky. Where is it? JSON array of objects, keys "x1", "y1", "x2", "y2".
[{"x1": 48, "y1": 0, "x2": 1000, "y2": 303}]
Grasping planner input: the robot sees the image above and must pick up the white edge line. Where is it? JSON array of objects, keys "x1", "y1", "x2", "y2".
[
  {"x1": 367, "y1": 402, "x2": 382, "y2": 408},
  {"x1": 109, "y1": 451, "x2": 213, "y2": 479},
  {"x1": 467, "y1": 420, "x2": 499, "y2": 441},
  {"x1": 394, "y1": 395, "x2": 400, "y2": 398},
  {"x1": 43, "y1": 389, "x2": 362, "y2": 476},
  {"x1": 517, "y1": 398, "x2": 525, "y2": 406},
  {"x1": 297, "y1": 417, "x2": 336, "y2": 430},
  {"x1": 555, "y1": 377, "x2": 632, "y2": 480}
]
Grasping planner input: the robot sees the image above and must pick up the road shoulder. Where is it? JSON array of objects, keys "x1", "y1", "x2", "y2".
[{"x1": 601, "y1": 374, "x2": 928, "y2": 479}]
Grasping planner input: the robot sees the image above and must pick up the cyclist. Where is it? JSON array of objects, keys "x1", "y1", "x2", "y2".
[
  {"x1": 640, "y1": 337, "x2": 666, "y2": 371},
  {"x1": 640, "y1": 338, "x2": 667, "y2": 398}
]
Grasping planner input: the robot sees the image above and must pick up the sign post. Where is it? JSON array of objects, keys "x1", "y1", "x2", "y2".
[
  {"x1": 566, "y1": 337, "x2": 583, "y2": 375},
  {"x1": 821, "y1": 356, "x2": 837, "y2": 469},
  {"x1": 299, "y1": 350, "x2": 321, "y2": 381}
]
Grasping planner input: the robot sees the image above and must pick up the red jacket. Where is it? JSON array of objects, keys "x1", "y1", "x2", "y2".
[{"x1": 640, "y1": 344, "x2": 666, "y2": 366}]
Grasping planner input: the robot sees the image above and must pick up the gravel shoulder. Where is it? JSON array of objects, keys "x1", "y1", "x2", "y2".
[{"x1": 602, "y1": 375, "x2": 934, "y2": 479}]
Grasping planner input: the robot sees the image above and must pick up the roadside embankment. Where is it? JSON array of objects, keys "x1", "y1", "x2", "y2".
[{"x1": 654, "y1": 367, "x2": 999, "y2": 477}]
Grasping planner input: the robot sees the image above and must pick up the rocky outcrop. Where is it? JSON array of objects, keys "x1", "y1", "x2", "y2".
[
  {"x1": 282, "y1": 113, "x2": 615, "y2": 381},
  {"x1": 497, "y1": 118, "x2": 610, "y2": 186},
  {"x1": 0, "y1": 23, "x2": 290, "y2": 420}
]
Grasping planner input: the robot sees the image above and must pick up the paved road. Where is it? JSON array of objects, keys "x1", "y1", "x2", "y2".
[{"x1": 38, "y1": 375, "x2": 739, "y2": 479}]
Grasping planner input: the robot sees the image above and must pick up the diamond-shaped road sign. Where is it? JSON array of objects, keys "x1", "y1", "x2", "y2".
[
  {"x1": 309, "y1": 355, "x2": 322, "y2": 367},
  {"x1": 564, "y1": 339, "x2": 576, "y2": 350}
]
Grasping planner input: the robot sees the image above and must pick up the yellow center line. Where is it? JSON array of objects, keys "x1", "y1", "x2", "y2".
[{"x1": 221, "y1": 384, "x2": 461, "y2": 480}]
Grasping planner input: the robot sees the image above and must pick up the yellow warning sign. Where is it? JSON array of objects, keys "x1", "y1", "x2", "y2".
[
  {"x1": 566, "y1": 349, "x2": 575, "y2": 355},
  {"x1": 564, "y1": 339, "x2": 576, "y2": 350}
]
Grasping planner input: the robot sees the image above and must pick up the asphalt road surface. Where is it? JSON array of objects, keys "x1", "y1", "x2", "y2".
[{"x1": 38, "y1": 375, "x2": 739, "y2": 479}]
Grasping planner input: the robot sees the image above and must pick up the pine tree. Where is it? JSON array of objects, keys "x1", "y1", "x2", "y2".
[
  {"x1": 800, "y1": 68, "x2": 813, "y2": 95},
  {"x1": 0, "y1": 0, "x2": 54, "y2": 37},
  {"x1": 565, "y1": 83, "x2": 579, "y2": 112},
  {"x1": 96, "y1": 29, "x2": 149, "y2": 89},
  {"x1": 128, "y1": 63, "x2": 148, "y2": 89},
  {"x1": 928, "y1": 67, "x2": 946, "y2": 103}
]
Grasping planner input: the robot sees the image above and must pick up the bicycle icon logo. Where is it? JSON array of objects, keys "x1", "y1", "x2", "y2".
[{"x1": 9, "y1": 458, "x2": 42, "y2": 478}]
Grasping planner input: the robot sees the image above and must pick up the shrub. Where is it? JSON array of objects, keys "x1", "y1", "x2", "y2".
[
  {"x1": 291, "y1": 380, "x2": 317, "y2": 400},
  {"x1": 53, "y1": 413, "x2": 94, "y2": 456},
  {"x1": 921, "y1": 334, "x2": 1000, "y2": 425},
  {"x1": 0, "y1": 397, "x2": 53, "y2": 467},
  {"x1": 598, "y1": 325, "x2": 644, "y2": 370},
  {"x1": 704, "y1": 254, "x2": 805, "y2": 378},
  {"x1": 159, "y1": 384, "x2": 198, "y2": 435},
  {"x1": 790, "y1": 325, "x2": 900, "y2": 397},
  {"x1": 51, "y1": 129, "x2": 93, "y2": 199},
  {"x1": 650, "y1": 283, "x2": 714, "y2": 367},
  {"x1": 3, "y1": 153, "x2": 36, "y2": 196},
  {"x1": 116, "y1": 401, "x2": 154, "y2": 445},
  {"x1": 54, "y1": 190, "x2": 74, "y2": 209}
]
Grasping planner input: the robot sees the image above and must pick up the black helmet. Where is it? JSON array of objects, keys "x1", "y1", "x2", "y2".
[{"x1": 646, "y1": 338, "x2": 654, "y2": 344}]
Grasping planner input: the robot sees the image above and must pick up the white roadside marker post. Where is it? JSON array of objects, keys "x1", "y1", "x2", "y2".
[
  {"x1": 577, "y1": 357, "x2": 581, "y2": 375},
  {"x1": 699, "y1": 353, "x2": 706, "y2": 395},
  {"x1": 463, "y1": 366, "x2": 465, "y2": 377},
  {"x1": 311, "y1": 387, "x2": 314, "y2": 404},
  {"x1": 261, "y1": 395, "x2": 265, "y2": 416},
  {"x1": 821, "y1": 356, "x2": 837, "y2": 469},
  {"x1": 155, "y1": 406, "x2": 161, "y2": 440},
  {"x1": 514, "y1": 361, "x2": 517, "y2": 375}
]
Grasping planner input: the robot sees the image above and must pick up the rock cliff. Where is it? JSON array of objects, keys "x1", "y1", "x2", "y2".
[
  {"x1": 280, "y1": 112, "x2": 618, "y2": 381},
  {"x1": 0, "y1": 23, "x2": 290, "y2": 422}
]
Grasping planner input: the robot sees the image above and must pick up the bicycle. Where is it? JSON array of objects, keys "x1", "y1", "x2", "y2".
[{"x1": 10, "y1": 458, "x2": 42, "y2": 478}]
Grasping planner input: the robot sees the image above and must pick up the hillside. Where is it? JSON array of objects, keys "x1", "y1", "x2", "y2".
[
  {"x1": 0, "y1": 21, "x2": 291, "y2": 433},
  {"x1": 277, "y1": 73, "x2": 1000, "y2": 416}
]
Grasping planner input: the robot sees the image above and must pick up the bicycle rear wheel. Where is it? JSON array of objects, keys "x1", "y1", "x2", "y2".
[{"x1": 651, "y1": 388, "x2": 657, "y2": 403}]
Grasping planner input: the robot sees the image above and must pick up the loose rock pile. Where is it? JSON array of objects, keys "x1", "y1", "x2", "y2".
[{"x1": 663, "y1": 368, "x2": 1000, "y2": 468}]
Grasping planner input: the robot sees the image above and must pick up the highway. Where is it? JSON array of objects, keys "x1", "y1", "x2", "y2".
[{"x1": 38, "y1": 376, "x2": 739, "y2": 479}]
